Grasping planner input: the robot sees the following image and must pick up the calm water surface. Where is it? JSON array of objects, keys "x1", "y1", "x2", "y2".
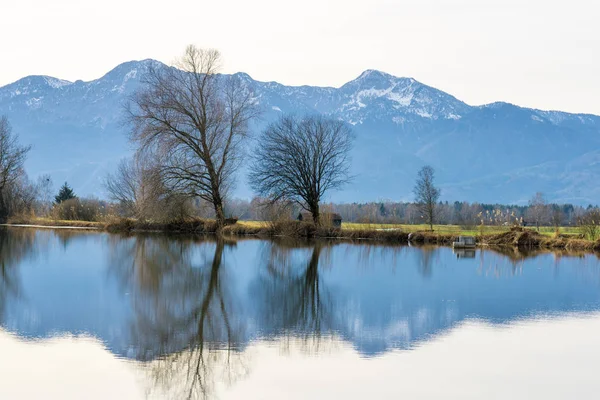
[{"x1": 1, "y1": 227, "x2": 600, "y2": 399}]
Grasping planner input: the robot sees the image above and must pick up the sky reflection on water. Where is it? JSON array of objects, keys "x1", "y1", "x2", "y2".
[
  {"x1": 1, "y1": 227, "x2": 600, "y2": 399},
  {"x1": 2, "y1": 314, "x2": 600, "y2": 400}
]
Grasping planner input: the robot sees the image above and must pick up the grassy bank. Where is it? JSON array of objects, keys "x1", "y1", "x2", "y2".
[
  {"x1": 242, "y1": 220, "x2": 584, "y2": 238},
  {"x1": 5, "y1": 217, "x2": 599, "y2": 252},
  {"x1": 104, "y1": 218, "x2": 446, "y2": 243},
  {"x1": 480, "y1": 226, "x2": 600, "y2": 252},
  {"x1": 5, "y1": 216, "x2": 103, "y2": 229},
  {"x1": 340, "y1": 222, "x2": 583, "y2": 238}
]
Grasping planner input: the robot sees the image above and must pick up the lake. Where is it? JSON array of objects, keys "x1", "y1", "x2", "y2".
[{"x1": 1, "y1": 227, "x2": 600, "y2": 399}]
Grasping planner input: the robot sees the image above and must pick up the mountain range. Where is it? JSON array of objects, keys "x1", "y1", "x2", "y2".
[{"x1": 1, "y1": 60, "x2": 599, "y2": 205}]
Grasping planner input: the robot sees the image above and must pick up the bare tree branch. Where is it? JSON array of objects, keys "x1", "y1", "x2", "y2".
[
  {"x1": 413, "y1": 165, "x2": 440, "y2": 231},
  {"x1": 126, "y1": 45, "x2": 259, "y2": 229},
  {"x1": 249, "y1": 115, "x2": 354, "y2": 225},
  {"x1": 0, "y1": 116, "x2": 32, "y2": 222}
]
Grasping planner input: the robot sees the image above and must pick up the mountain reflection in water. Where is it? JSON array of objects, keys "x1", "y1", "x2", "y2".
[{"x1": 1, "y1": 227, "x2": 600, "y2": 399}]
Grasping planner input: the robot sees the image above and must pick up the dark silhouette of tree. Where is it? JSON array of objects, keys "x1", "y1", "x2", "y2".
[
  {"x1": 126, "y1": 45, "x2": 259, "y2": 231},
  {"x1": 413, "y1": 165, "x2": 440, "y2": 231},
  {"x1": 249, "y1": 115, "x2": 354, "y2": 225},
  {"x1": 54, "y1": 182, "x2": 76, "y2": 204}
]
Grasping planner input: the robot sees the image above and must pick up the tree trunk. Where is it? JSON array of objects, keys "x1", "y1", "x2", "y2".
[
  {"x1": 428, "y1": 205, "x2": 434, "y2": 232},
  {"x1": 211, "y1": 183, "x2": 225, "y2": 233},
  {"x1": 0, "y1": 191, "x2": 7, "y2": 224},
  {"x1": 310, "y1": 204, "x2": 320, "y2": 226},
  {"x1": 214, "y1": 200, "x2": 225, "y2": 233}
]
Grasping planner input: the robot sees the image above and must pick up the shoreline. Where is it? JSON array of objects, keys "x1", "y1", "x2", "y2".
[
  {"x1": 1, "y1": 223, "x2": 100, "y2": 231},
  {"x1": 2, "y1": 219, "x2": 600, "y2": 253}
]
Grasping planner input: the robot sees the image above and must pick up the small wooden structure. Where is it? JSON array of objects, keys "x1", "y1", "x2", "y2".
[
  {"x1": 452, "y1": 235, "x2": 476, "y2": 249},
  {"x1": 297, "y1": 212, "x2": 342, "y2": 228}
]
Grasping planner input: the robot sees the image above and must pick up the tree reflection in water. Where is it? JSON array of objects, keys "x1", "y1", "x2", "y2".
[
  {"x1": 252, "y1": 239, "x2": 336, "y2": 352},
  {"x1": 415, "y1": 245, "x2": 436, "y2": 277},
  {"x1": 0, "y1": 228, "x2": 39, "y2": 321},
  {"x1": 108, "y1": 234, "x2": 246, "y2": 400}
]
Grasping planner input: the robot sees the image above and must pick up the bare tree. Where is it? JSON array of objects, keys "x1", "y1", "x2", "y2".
[
  {"x1": 249, "y1": 115, "x2": 354, "y2": 225},
  {"x1": 8, "y1": 174, "x2": 38, "y2": 217},
  {"x1": 0, "y1": 116, "x2": 31, "y2": 222},
  {"x1": 105, "y1": 156, "x2": 159, "y2": 219},
  {"x1": 126, "y1": 45, "x2": 258, "y2": 230},
  {"x1": 413, "y1": 165, "x2": 440, "y2": 231},
  {"x1": 105, "y1": 155, "x2": 195, "y2": 222},
  {"x1": 527, "y1": 192, "x2": 547, "y2": 231},
  {"x1": 35, "y1": 174, "x2": 53, "y2": 217},
  {"x1": 105, "y1": 159, "x2": 138, "y2": 212}
]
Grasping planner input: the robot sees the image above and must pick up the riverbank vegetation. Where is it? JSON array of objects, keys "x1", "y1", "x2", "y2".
[{"x1": 4, "y1": 214, "x2": 600, "y2": 251}]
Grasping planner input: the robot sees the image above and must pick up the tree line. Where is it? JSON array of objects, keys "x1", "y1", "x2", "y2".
[{"x1": 208, "y1": 195, "x2": 595, "y2": 228}]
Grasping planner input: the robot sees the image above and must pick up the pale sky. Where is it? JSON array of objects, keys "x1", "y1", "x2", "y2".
[{"x1": 1, "y1": 0, "x2": 599, "y2": 114}]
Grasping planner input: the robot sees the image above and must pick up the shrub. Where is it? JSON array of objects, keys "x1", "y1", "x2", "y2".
[
  {"x1": 578, "y1": 210, "x2": 600, "y2": 241},
  {"x1": 51, "y1": 198, "x2": 109, "y2": 221}
]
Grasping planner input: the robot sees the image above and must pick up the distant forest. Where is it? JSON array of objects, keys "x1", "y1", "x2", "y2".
[{"x1": 225, "y1": 198, "x2": 591, "y2": 227}]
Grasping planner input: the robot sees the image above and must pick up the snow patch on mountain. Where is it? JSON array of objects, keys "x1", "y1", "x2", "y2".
[
  {"x1": 531, "y1": 115, "x2": 544, "y2": 122},
  {"x1": 45, "y1": 77, "x2": 72, "y2": 89},
  {"x1": 25, "y1": 97, "x2": 43, "y2": 109}
]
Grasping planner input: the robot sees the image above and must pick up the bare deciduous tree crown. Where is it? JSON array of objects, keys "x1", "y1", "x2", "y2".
[
  {"x1": 0, "y1": 116, "x2": 30, "y2": 191},
  {"x1": 0, "y1": 116, "x2": 31, "y2": 221},
  {"x1": 126, "y1": 45, "x2": 259, "y2": 228},
  {"x1": 249, "y1": 114, "x2": 354, "y2": 225},
  {"x1": 413, "y1": 165, "x2": 440, "y2": 231}
]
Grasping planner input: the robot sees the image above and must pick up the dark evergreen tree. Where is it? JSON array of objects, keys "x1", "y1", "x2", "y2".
[
  {"x1": 55, "y1": 182, "x2": 76, "y2": 204},
  {"x1": 379, "y1": 203, "x2": 386, "y2": 217}
]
